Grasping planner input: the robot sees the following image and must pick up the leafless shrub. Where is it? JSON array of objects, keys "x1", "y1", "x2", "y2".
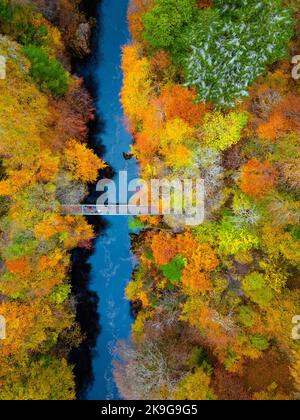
[
  {"x1": 114, "y1": 339, "x2": 176, "y2": 400},
  {"x1": 252, "y1": 89, "x2": 281, "y2": 118}
]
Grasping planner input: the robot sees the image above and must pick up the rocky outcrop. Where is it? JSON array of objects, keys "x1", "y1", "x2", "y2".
[{"x1": 71, "y1": 21, "x2": 92, "y2": 58}]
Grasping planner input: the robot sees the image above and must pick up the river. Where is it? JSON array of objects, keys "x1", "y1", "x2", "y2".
[{"x1": 79, "y1": 0, "x2": 137, "y2": 400}]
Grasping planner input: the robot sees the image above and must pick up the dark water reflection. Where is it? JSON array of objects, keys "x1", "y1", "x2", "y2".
[{"x1": 72, "y1": 0, "x2": 137, "y2": 400}]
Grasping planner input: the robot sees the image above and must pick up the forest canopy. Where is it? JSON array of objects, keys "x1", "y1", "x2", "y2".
[
  {"x1": 0, "y1": 0, "x2": 104, "y2": 400},
  {"x1": 117, "y1": 0, "x2": 300, "y2": 400},
  {"x1": 143, "y1": 0, "x2": 294, "y2": 105}
]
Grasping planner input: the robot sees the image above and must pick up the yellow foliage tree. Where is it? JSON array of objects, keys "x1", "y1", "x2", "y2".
[
  {"x1": 173, "y1": 368, "x2": 215, "y2": 400},
  {"x1": 121, "y1": 43, "x2": 153, "y2": 130},
  {"x1": 65, "y1": 139, "x2": 106, "y2": 182}
]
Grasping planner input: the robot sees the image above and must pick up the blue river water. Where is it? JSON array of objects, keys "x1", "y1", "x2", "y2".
[{"x1": 83, "y1": 0, "x2": 137, "y2": 400}]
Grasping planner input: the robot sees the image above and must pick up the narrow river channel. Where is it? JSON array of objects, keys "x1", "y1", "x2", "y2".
[{"x1": 81, "y1": 0, "x2": 137, "y2": 400}]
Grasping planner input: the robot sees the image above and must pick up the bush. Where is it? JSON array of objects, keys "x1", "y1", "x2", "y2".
[
  {"x1": 160, "y1": 255, "x2": 187, "y2": 284},
  {"x1": 50, "y1": 284, "x2": 71, "y2": 304},
  {"x1": 237, "y1": 305, "x2": 255, "y2": 327},
  {"x1": 23, "y1": 45, "x2": 68, "y2": 97},
  {"x1": 218, "y1": 216, "x2": 260, "y2": 256},
  {"x1": 242, "y1": 272, "x2": 274, "y2": 308},
  {"x1": 250, "y1": 335, "x2": 269, "y2": 351}
]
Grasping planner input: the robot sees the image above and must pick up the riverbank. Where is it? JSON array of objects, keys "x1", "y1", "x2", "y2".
[
  {"x1": 0, "y1": 0, "x2": 105, "y2": 399},
  {"x1": 68, "y1": 0, "x2": 104, "y2": 399}
]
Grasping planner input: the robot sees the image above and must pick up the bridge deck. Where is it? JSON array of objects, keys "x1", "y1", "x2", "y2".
[{"x1": 61, "y1": 204, "x2": 162, "y2": 216}]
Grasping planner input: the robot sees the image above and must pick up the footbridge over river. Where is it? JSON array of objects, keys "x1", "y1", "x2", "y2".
[{"x1": 61, "y1": 204, "x2": 162, "y2": 216}]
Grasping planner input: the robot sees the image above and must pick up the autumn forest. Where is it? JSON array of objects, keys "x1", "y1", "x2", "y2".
[{"x1": 0, "y1": 0, "x2": 300, "y2": 402}]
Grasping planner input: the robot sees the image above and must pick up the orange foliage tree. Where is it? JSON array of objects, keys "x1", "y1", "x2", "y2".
[
  {"x1": 128, "y1": 0, "x2": 154, "y2": 41},
  {"x1": 34, "y1": 214, "x2": 94, "y2": 248},
  {"x1": 159, "y1": 84, "x2": 207, "y2": 127},
  {"x1": 176, "y1": 233, "x2": 218, "y2": 293},
  {"x1": 151, "y1": 232, "x2": 178, "y2": 265},
  {"x1": 257, "y1": 93, "x2": 300, "y2": 142},
  {"x1": 240, "y1": 159, "x2": 278, "y2": 199},
  {"x1": 181, "y1": 244, "x2": 218, "y2": 293},
  {"x1": 151, "y1": 50, "x2": 171, "y2": 72},
  {"x1": 6, "y1": 257, "x2": 31, "y2": 276},
  {"x1": 132, "y1": 105, "x2": 163, "y2": 168},
  {"x1": 151, "y1": 231, "x2": 218, "y2": 293}
]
